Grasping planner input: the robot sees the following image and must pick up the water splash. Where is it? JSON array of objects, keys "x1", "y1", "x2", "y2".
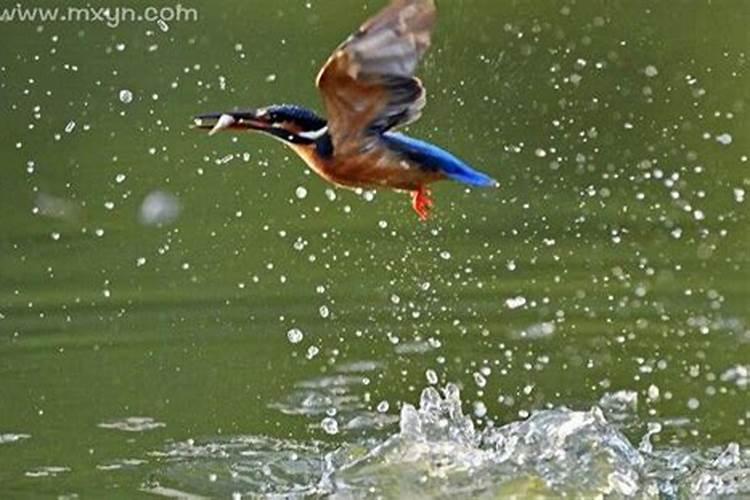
[
  {"x1": 328, "y1": 384, "x2": 649, "y2": 498},
  {"x1": 0, "y1": 433, "x2": 31, "y2": 444},
  {"x1": 98, "y1": 416, "x2": 166, "y2": 432},
  {"x1": 149, "y1": 384, "x2": 749, "y2": 498},
  {"x1": 268, "y1": 361, "x2": 399, "y2": 434}
]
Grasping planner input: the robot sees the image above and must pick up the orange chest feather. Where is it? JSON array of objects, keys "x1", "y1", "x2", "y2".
[{"x1": 289, "y1": 145, "x2": 443, "y2": 191}]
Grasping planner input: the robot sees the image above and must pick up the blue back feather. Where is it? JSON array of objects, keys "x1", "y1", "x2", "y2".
[{"x1": 381, "y1": 133, "x2": 497, "y2": 187}]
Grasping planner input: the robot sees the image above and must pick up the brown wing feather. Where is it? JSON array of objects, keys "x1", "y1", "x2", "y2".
[{"x1": 316, "y1": 0, "x2": 436, "y2": 155}]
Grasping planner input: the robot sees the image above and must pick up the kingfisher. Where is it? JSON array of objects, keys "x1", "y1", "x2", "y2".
[{"x1": 194, "y1": 0, "x2": 498, "y2": 220}]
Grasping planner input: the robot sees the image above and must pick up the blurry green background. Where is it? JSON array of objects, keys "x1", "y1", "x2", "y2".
[{"x1": 0, "y1": 0, "x2": 748, "y2": 496}]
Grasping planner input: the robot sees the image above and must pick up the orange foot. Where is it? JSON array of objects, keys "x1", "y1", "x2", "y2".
[{"x1": 411, "y1": 186, "x2": 433, "y2": 221}]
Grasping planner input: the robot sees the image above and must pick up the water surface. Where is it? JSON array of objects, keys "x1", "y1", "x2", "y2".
[{"x1": 1, "y1": 0, "x2": 748, "y2": 497}]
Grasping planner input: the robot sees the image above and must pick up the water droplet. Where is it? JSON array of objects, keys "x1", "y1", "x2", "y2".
[
  {"x1": 320, "y1": 417, "x2": 338, "y2": 435},
  {"x1": 473, "y1": 401, "x2": 488, "y2": 418},
  {"x1": 505, "y1": 296, "x2": 527, "y2": 309},
  {"x1": 286, "y1": 328, "x2": 304, "y2": 344},
  {"x1": 118, "y1": 89, "x2": 133, "y2": 104},
  {"x1": 715, "y1": 133, "x2": 732, "y2": 145},
  {"x1": 647, "y1": 384, "x2": 660, "y2": 401},
  {"x1": 644, "y1": 65, "x2": 659, "y2": 77},
  {"x1": 139, "y1": 190, "x2": 181, "y2": 226}
]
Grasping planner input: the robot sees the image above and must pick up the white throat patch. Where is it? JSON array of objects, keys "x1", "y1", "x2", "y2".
[{"x1": 297, "y1": 126, "x2": 328, "y2": 141}]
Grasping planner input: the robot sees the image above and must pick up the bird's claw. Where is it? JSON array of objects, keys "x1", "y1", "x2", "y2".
[{"x1": 411, "y1": 187, "x2": 433, "y2": 221}]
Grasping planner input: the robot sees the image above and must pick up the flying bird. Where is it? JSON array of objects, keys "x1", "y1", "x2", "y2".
[{"x1": 194, "y1": 0, "x2": 497, "y2": 220}]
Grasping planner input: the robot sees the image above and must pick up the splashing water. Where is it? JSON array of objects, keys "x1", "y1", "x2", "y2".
[{"x1": 147, "y1": 384, "x2": 749, "y2": 498}]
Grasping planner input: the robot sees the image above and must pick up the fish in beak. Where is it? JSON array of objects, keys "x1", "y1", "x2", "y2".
[{"x1": 192, "y1": 110, "x2": 271, "y2": 135}]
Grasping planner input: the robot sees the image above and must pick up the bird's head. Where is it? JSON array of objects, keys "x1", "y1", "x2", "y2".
[{"x1": 193, "y1": 104, "x2": 328, "y2": 145}]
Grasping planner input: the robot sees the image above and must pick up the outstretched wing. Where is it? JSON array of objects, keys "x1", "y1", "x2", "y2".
[{"x1": 316, "y1": 0, "x2": 436, "y2": 155}]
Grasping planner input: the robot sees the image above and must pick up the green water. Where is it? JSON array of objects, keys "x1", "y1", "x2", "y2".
[{"x1": 1, "y1": 0, "x2": 748, "y2": 497}]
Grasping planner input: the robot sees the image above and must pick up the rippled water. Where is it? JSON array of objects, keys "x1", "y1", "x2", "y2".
[{"x1": 1, "y1": 0, "x2": 748, "y2": 497}]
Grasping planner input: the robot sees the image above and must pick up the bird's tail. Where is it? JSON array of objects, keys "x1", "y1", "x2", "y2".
[{"x1": 442, "y1": 164, "x2": 499, "y2": 188}]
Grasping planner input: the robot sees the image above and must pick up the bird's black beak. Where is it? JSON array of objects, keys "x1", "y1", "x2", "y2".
[{"x1": 192, "y1": 109, "x2": 270, "y2": 136}]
